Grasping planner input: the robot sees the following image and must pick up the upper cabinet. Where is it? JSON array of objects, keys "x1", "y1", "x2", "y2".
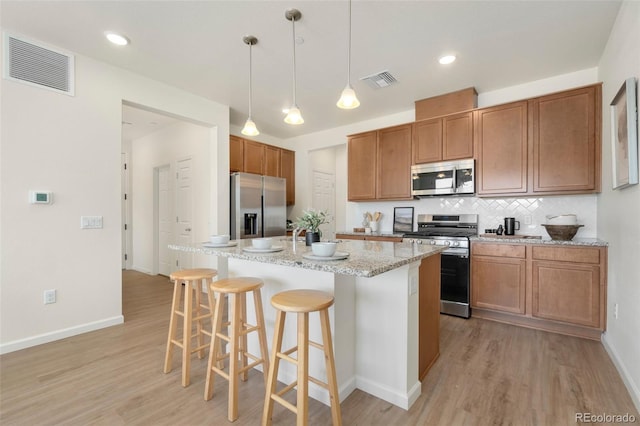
[
  {"x1": 476, "y1": 83, "x2": 601, "y2": 197},
  {"x1": 229, "y1": 136, "x2": 296, "y2": 205},
  {"x1": 229, "y1": 135, "x2": 244, "y2": 173},
  {"x1": 348, "y1": 131, "x2": 378, "y2": 201},
  {"x1": 531, "y1": 85, "x2": 601, "y2": 194},
  {"x1": 413, "y1": 111, "x2": 474, "y2": 164},
  {"x1": 476, "y1": 101, "x2": 529, "y2": 195},
  {"x1": 348, "y1": 125, "x2": 412, "y2": 201}
]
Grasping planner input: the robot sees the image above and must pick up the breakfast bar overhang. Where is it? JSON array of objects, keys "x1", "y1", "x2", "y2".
[{"x1": 170, "y1": 239, "x2": 443, "y2": 410}]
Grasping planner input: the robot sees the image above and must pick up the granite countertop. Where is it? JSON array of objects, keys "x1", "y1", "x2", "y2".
[
  {"x1": 170, "y1": 239, "x2": 444, "y2": 278},
  {"x1": 335, "y1": 231, "x2": 406, "y2": 238},
  {"x1": 470, "y1": 235, "x2": 608, "y2": 247}
]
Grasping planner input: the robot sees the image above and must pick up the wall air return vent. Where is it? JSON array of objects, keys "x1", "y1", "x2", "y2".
[
  {"x1": 359, "y1": 70, "x2": 397, "y2": 89},
  {"x1": 3, "y1": 33, "x2": 75, "y2": 96}
]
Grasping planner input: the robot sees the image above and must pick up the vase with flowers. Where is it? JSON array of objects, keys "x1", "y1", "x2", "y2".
[{"x1": 295, "y1": 209, "x2": 330, "y2": 246}]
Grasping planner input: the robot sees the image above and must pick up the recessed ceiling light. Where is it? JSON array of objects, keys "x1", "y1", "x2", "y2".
[
  {"x1": 439, "y1": 55, "x2": 456, "y2": 65},
  {"x1": 105, "y1": 32, "x2": 130, "y2": 46}
]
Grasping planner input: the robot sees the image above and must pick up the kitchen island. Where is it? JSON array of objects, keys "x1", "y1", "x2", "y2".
[{"x1": 170, "y1": 239, "x2": 443, "y2": 410}]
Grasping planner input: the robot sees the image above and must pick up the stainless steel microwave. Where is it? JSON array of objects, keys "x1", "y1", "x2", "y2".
[{"x1": 411, "y1": 159, "x2": 475, "y2": 197}]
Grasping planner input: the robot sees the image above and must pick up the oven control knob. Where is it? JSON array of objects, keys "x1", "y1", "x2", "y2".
[
  {"x1": 430, "y1": 240, "x2": 437, "y2": 245},
  {"x1": 452, "y1": 241, "x2": 460, "y2": 247},
  {"x1": 444, "y1": 241, "x2": 451, "y2": 246}
]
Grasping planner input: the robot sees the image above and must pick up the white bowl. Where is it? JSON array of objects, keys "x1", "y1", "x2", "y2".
[
  {"x1": 546, "y1": 214, "x2": 577, "y2": 225},
  {"x1": 312, "y1": 242, "x2": 337, "y2": 257},
  {"x1": 210, "y1": 234, "x2": 230, "y2": 244},
  {"x1": 252, "y1": 238, "x2": 273, "y2": 249}
]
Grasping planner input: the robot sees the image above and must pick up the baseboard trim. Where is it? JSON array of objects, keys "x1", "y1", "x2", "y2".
[
  {"x1": 0, "y1": 316, "x2": 124, "y2": 355},
  {"x1": 602, "y1": 332, "x2": 640, "y2": 413},
  {"x1": 355, "y1": 375, "x2": 421, "y2": 410}
]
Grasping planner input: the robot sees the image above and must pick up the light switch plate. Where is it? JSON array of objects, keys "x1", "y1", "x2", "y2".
[{"x1": 81, "y1": 216, "x2": 103, "y2": 229}]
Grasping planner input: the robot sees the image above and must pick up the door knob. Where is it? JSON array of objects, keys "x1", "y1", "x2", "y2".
[{"x1": 185, "y1": 228, "x2": 192, "y2": 232}]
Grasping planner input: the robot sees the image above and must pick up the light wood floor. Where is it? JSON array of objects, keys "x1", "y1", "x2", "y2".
[{"x1": 1, "y1": 270, "x2": 637, "y2": 425}]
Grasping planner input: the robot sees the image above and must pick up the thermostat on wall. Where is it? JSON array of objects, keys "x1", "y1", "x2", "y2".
[{"x1": 29, "y1": 191, "x2": 53, "y2": 204}]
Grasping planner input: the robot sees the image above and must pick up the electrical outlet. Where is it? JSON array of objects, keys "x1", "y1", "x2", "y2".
[
  {"x1": 614, "y1": 303, "x2": 619, "y2": 319},
  {"x1": 44, "y1": 289, "x2": 56, "y2": 304},
  {"x1": 409, "y1": 276, "x2": 418, "y2": 295}
]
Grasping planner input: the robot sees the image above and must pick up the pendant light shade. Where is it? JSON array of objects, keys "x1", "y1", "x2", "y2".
[
  {"x1": 337, "y1": 0, "x2": 360, "y2": 109},
  {"x1": 241, "y1": 35, "x2": 260, "y2": 136},
  {"x1": 284, "y1": 9, "x2": 304, "y2": 125}
]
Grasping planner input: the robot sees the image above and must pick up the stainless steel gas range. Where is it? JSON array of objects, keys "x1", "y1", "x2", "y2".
[{"x1": 403, "y1": 214, "x2": 478, "y2": 319}]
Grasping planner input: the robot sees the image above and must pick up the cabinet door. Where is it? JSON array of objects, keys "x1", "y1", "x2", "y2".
[
  {"x1": 476, "y1": 101, "x2": 528, "y2": 195},
  {"x1": 229, "y1": 135, "x2": 244, "y2": 172},
  {"x1": 280, "y1": 149, "x2": 295, "y2": 205},
  {"x1": 264, "y1": 145, "x2": 281, "y2": 177},
  {"x1": 377, "y1": 124, "x2": 412, "y2": 199},
  {"x1": 413, "y1": 119, "x2": 442, "y2": 164},
  {"x1": 471, "y1": 256, "x2": 526, "y2": 314},
  {"x1": 443, "y1": 112, "x2": 473, "y2": 160},
  {"x1": 348, "y1": 131, "x2": 377, "y2": 200},
  {"x1": 532, "y1": 85, "x2": 600, "y2": 193},
  {"x1": 243, "y1": 140, "x2": 264, "y2": 175},
  {"x1": 532, "y1": 261, "x2": 601, "y2": 328}
]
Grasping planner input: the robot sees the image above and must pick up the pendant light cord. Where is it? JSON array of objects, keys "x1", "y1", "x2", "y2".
[
  {"x1": 291, "y1": 17, "x2": 297, "y2": 106},
  {"x1": 248, "y1": 41, "x2": 253, "y2": 118},
  {"x1": 347, "y1": 0, "x2": 352, "y2": 86}
]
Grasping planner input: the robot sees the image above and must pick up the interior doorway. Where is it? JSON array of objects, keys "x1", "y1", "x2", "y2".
[
  {"x1": 312, "y1": 169, "x2": 336, "y2": 239},
  {"x1": 155, "y1": 164, "x2": 173, "y2": 276}
]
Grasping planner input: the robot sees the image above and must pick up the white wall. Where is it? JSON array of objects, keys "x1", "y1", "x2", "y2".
[
  {"x1": 597, "y1": 0, "x2": 640, "y2": 411},
  {"x1": 0, "y1": 41, "x2": 229, "y2": 353},
  {"x1": 131, "y1": 121, "x2": 211, "y2": 273}
]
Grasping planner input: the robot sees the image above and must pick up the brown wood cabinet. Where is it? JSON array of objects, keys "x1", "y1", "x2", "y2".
[
  {"x1": 471, "y1": 241, "x2": 607, "y2": 340},
  {"x1": 531, "y1": 246, "x2": 603, "y2": 328},
  {"x1": 471, "y1": 244, "x2": 526, "y2": 314},
  {"x1": 476, "y1": 84, "x2": 601, "y2": 197},
  {"x1": 377, "y1": 124, "x2": 412, "y2": 199},
  {"x1": 230, "y1": 135, "x2": 244, "y2": 172},
  {"x1": 280, "y1": 148, "x2": 295, "y2": 205},
  {"x1": 229, "y1": 136, "x2": 296, "y2": 205},
  {"x1": 347, "y1": 131, "x2": 378, "y2": 201},
  {"x1": 419, "y1": 253, "x2": 441, "y2": 380},
  {"x1": 243, "y1": 139, "x2": 264, "y2": 175},
  {"x1": 413, "y1": 112, "x2": 473, "y2": 164},
  {"x1": 531, "y1": 85, "x2": 601, "y2": 193},
  {"x1": 475, "y1": 101, "x2": 529, "y2": 195},
  {"x1": 336, "y1": 233, "x2": 403, "y2": 242},
  {"x1": 264, "y1": 145, "x2": 280, "y2": 177}
]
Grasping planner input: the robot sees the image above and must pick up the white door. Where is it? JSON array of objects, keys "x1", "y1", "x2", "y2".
[
  {"x1": 176, "y1": 157, "x2": 194, "y2": 271},
  {"x1": 157, "y1": 165, "x2": 173, "y2": 276},
  {"x1": 312, "y1": 169, "x2": 336, "y2": 240}
]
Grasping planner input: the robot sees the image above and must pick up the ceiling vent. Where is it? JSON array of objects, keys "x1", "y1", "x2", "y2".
[
  {"x1": 359, "y1": 70, "x2": 398, "y2": 89},
  {"x1": 3, "y1": 33, "x2": 75, "y2": 96}
]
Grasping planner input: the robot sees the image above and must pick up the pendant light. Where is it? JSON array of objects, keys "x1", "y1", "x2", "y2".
[
  {"x1": 241, "y1": 35, "x2": 260, "y2": 136},
  {"x1": 284, "y1": 9, "x2": 304, "y2": 125},
  {"x1": 336, "y1": 0, "x2": 360, "y2": 109}
]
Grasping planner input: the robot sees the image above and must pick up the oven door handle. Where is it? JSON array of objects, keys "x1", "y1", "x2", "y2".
[{"x1": 441, "y1": 248, "x2": 469, "y2": 257}]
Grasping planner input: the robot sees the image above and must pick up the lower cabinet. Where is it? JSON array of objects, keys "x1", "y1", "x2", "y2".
[
  {"x1": 419, "y1": 253, "x2": 440, "y2": 380},
  {"x1": 471, "y1": 241, "x2": 607, "y2": 340}
]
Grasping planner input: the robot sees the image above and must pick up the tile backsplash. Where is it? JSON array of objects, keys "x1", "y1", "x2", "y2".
[{"x1": 350, "y1": 195, "x2": 597, "y2": 238}]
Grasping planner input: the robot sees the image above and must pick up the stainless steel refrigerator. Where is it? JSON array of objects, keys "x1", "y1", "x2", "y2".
[{"x1": 230, "y1": 172, "x2": 286, "y2": 239}]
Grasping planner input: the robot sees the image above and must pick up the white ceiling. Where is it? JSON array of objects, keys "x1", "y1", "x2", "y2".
[{"x1": 1, "y1": 1, "x2": 621, "y2": 140}]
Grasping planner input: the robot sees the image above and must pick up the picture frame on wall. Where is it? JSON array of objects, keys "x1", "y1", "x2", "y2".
[
  {"x1": 610, "y1": 77, "x2": 639, "y2": 189},
  {"x1": 393, "y1": 207, "x2": 414, "y2": 233}
]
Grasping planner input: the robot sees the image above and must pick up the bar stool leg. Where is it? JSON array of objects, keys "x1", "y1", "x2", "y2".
[
  {"x1": 253, "y1": 288, "x2": 270, "y2": 386},
  {"x1": 194, "y1": 279, "x2": 205, "y2": 360},
  {"x1": 182, "y1": 280, "x2": 194, "y2": 387},
  {"x1": 228, "y1": 293, "x2": 241, "y2": 422},
  {"x1": 239, "y1": 293, "x2": 248, "y2": 382},
  {"x1": 262, "y1": 310, "x2": 286, "y2": 426},
  {"x1": 297, "y1": 312, "x2": 309, "y2": 426},
  {"x1": 205, "y1": 293, "x2": 225, "y2": 400},
  {"x1": 320, "y1": 309, "x2": 342, "y2": 426},
  {"x1": 164, "y1": 279, "x2": 182, "y2": 374}
]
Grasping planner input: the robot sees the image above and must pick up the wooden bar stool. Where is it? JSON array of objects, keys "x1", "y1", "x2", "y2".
[
  {"x1": 204, "y1": 277, "x2": 270, "y2": 422},
  {"x1": 164, "y1": 268, "x2": 217, "y2": 387},
  {"x1": 262, "y1": 290, "x2": 342, "y2": 426}
]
